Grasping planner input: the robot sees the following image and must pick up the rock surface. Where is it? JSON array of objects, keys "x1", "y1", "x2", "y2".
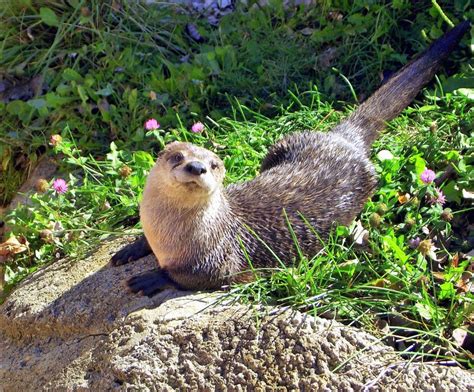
[{"x1": 0, "y1": 237, "x2": 473, "y2": 391}]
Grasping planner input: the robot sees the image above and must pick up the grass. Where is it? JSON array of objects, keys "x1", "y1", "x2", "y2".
[
  {"x1": 228, "y1": 90, "x2": 474, "y2": 367},
  {"x1": 0, "y1": 0, "x2": 473, "y2": 368}
]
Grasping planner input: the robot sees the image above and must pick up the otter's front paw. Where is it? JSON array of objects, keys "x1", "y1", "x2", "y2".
[
  {"x1": 127, "y1": 269, "x2": 176, "y2": 297},
  {"x1": 111, "y1": 235, "x2": 152, "y2": 266}
]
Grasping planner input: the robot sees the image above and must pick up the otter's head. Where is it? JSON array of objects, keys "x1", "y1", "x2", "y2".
[{"x1": 148, "y1": 142, "x2": 225, "y2": 206}]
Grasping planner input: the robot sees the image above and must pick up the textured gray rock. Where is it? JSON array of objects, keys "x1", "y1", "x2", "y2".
[{"x1": 0, "y1": 237, "x2": 473, "y2": 391}]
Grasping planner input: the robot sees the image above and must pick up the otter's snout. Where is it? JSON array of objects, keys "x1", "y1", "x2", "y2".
[{"x1": 185, "y1": 161, "x2": 207, "y2": 175}]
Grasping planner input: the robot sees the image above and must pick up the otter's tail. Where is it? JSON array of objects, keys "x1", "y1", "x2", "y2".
[{"x1": 333, "y1": 20, "x2": 470, "y2": 151}]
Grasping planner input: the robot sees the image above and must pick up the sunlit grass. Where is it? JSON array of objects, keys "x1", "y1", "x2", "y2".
[{"x1": 0, "y1": 0, "x2": 472, "y2": 368}]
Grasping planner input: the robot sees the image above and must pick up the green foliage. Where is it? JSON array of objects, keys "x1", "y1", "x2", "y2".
[
  {"x1": 3, "y1": 129, "x2": 153, "y2": 292},
  {"x1": 0, "y1": 0, "x2": 473, "y2": 368},
  {"x1": 1, "y1": 0, "x2": 473, "y2": 202}
]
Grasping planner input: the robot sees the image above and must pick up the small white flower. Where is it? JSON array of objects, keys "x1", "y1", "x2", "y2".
[{"x1": 377, "y1": 150, "x2": 394, "y2": 161}]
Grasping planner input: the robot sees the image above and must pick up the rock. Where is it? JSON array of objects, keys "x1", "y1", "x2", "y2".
[
  {"x1": 1, "y1": 155, "x2": 58, "y2": 242},
  {"x1": 1, "y1": 237, "x2": 473, "y2": 390},
  {"x1": 7, "y1": 155, "x2": 58, "y2": 211}
]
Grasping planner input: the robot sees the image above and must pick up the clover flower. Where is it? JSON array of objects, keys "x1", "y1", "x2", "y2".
[
  {"x1": 376, "y1": 149, "x2": 394, "y2": 161},
  {"x1": 398, "y1": 192, "x2": 411, "y2": 204},
  {"x1": 144, "y1": 118, "x2": 160, "y2": 130},
  {"x1": 39, "y1": 229, "x2": 54, "y2": 243},
  {"x1": 369, "y1": 212, "x2": 381, "y2": 228},
  {"x1": 441, "y1": 208, "x2": 453, "y2": 222},
  {"x1": 408, "y1": 237, "x2": 421, "y2": 249},
  {"x1": 35, "y1": 179, "x2": 49, "y2": 193},
  {"x1": 420, "y1": 168, "x2": 436, "y2": 184},
  {"x1": 191, "y1": 122, "x2": 205, "y2": 133},
  {"x1": 417, "y1": 239, "x2": 438, "y2": 260},
  {"x1": 428, "y1": 188, "x2": 446, "y2": 206},
  {"x1": 52, "y1": 178, "x2": 68, "y2": 194},
  {"x1": 119, "y1": 165, "x2": 132, "y2": 178},
  {"x1": 49, "y1": 134, "x2": 63, "y2": 146}
]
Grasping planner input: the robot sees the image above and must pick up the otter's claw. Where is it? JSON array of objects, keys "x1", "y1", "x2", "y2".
[
  {"x1": 111, "y1": 235, "x2": 152, "y2": 266},
  {"x1": 127, "y1": 269, "x2": 176, "y2": 296}
]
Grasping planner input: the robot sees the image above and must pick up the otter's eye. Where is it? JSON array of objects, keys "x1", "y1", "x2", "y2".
[
  {"x1": 169, "y1": 152, "x2": 184, "y2": 164},
  {"x1": 211, "y1": 162, "x2": 219, "y2": 170}
]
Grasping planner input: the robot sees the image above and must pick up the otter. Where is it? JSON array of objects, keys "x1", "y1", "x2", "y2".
[{"x1": 111, "y1": 21, "x2": 470, "y2": 296}]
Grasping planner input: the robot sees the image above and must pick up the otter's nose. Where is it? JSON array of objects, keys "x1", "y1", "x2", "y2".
[{"x1": 185, "y1": 161, "x2": 207, "y2": 175}]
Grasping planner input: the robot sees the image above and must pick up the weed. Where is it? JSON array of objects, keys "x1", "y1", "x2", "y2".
[{"x1": 0, "y1": 0, "x2": 472, "y2": 368}]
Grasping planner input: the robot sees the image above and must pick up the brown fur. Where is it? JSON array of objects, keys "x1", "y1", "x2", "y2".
[{"x1": 112, "y1": 22, "x2": 470, "y2": 291}]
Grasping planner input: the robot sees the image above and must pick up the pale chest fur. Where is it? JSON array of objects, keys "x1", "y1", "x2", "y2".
[
  {"x1": 140, "y1": 191, "x2": 228, "y2": 269},
  {"x1": 140, "y1": 200, "x2": 188, "y2": 269}
]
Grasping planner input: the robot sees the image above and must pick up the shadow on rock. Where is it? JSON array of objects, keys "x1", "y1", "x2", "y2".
[{"x1": 0, "y1": 237, "x2": 194, "y2": 389}]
